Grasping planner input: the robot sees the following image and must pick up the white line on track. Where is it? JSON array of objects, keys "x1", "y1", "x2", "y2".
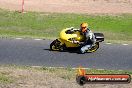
[
  {"x1": 31, "y1": 66, "x2": 90, "y2": 70},
  {"x1": 34, "y1": 39, "x2": 42, "y2": 41},
  {"x1": 72, "y1": 67, "x2": 90, "y2": 70},
  {"x1": 122, "y1": 44, "x2": 128, "y2": 46},
  {"x1": 31, "y1": 66, "x2": 127, "y2": 71},
  {"x1": 14, "y1": 38, "x2": 130, "y2": 46},
  {"x1": 16, "y1": 38, "x2": 22, "y2": 40},
  {"x1": 106, "y1": 43, "x2": 112, "y2": 45}
]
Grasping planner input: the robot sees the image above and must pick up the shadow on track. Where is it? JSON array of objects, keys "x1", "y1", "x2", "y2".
[
  {"x1": 43, "y1": 48, "x2": 92, "y2": 54},
  {"x1": 43, "y1": 48, "x2": 80, "y2": 54}
]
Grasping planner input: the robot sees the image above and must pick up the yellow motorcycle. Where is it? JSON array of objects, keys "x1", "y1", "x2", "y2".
[{"x1": 50, "y1": 28, "x2": 104, "y2": 53}]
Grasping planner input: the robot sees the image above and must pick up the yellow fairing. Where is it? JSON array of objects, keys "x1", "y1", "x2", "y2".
[{"x1": 59, "y1": 28, "x2": 84, "y2": 47}]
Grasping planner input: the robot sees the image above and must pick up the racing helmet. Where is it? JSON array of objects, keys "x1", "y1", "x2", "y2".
[{"x1": 80, "y1": 22, "x2": 88, "y2": 32}]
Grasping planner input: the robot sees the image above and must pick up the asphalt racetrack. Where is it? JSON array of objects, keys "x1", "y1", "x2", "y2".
[{"x1": 0, "y1": 39, "x2": 132, "y2": 70}]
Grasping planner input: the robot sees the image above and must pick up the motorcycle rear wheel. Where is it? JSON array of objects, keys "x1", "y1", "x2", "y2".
[{"x1": 87, "y1": 42, "x2": 99, "y2": 53}]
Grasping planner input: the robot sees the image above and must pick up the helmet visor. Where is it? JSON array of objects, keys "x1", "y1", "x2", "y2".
[
  {"x1": 81, "y1": 27, "x2": 87, "y2": 32},
  {"x1": 81, "y1": 27, "x2": 87, "y2": 29}
]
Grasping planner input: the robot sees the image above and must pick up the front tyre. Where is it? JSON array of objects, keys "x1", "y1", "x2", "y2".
[
  {"x1": 50, "y1": 39, "x2": 66, "y2": 51},
  {"x1": 50, "y1": 39, "x2": 60, "y2": 51}
]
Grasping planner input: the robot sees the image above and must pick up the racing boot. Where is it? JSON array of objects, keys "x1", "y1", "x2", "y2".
[{"x1": 79, "y1": 45, "x2": 91, "y2": 54}]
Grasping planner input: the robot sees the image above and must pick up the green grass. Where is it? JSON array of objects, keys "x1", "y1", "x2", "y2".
[
  {"x1": 16, "y1": 66, "x2": 132, "y2": 80},
  {"x1": 0, "y1": 73, "x2": 14, "y2": 84},
  {"x1": 0, "y1": 9, "x2": 132, "y2": 42},
  {"x1": 38, "y1": 67, "x2": 132, "y2": 81},
  {"x1": 0, "y1": 65, "x2": 132, "y2": 81},
  {"x1": 24, "y1": 66, "x2": 132, "y2": 80}
]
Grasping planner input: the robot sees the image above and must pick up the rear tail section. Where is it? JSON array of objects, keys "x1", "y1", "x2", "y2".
[{"x1": 94, "y1": 33, "x2": 104, "y2": 42}]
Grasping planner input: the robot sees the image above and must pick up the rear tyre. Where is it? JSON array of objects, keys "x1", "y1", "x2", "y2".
[{"x1": 87, "y1": 42, "x2": 99, "y2": 53}]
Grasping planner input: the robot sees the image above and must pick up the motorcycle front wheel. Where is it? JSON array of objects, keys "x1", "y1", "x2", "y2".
[{"x1": 50, "y1": 39, "x2": 65, "y2": 51}]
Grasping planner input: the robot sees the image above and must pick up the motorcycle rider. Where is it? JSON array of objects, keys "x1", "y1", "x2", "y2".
[{"x1": 75, "y1": 22, "x2": 96, "y2": 54}]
